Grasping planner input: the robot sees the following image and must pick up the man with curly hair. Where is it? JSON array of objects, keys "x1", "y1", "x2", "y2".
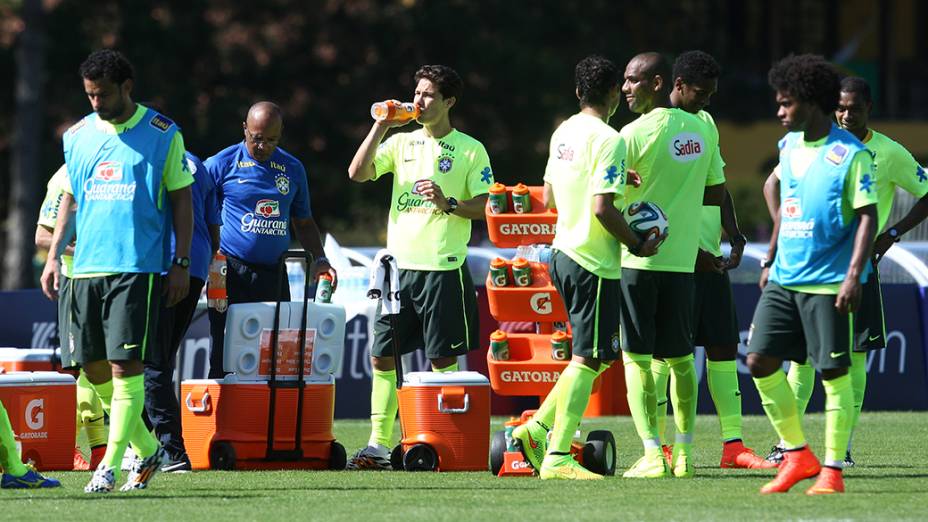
[
  {"x1": 618, "y1": 52, "x2": 726, "y2": 479},
  {"x1": 658, "y1": 50, "x2": 775, "y2": 470},
  {"x1": 511, "y1": 55, "x2": 661, "y2": 480},
  {"x1": 346, "y1": 65, "x2": 493, "y2": 470},
  {"x1": 748, "y1": 54, "x2": 877, "y2": 494},
  {"x1": 41, "y1": 49, "x2": 194, "y2": 493}
]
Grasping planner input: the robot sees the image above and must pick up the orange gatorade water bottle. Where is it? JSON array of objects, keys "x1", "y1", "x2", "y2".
[
  {"x1": 489, "y1": 257, "x2": 510, "y2": 287},
  {"x1": 489, "y1": 330, "x2": 510, "y2": 360},
  {"x1": 488, "y1": 182, "x2": 508, "y2": 214},
  {"x1": 511, "y1": 257, "x2": 532, "y2": 287},
  {"x1": 207, "y1": 253, "x2": 228, "y2": 312},
  {"x1": 370, "y1": 100, "x2": 420, "y2": 123},
  {"x1": 512, "y1": 183, "x2": 532, "y2": 213},
  {"x1": 550, "y1": 330, "x2": 571, "y2": 361}
]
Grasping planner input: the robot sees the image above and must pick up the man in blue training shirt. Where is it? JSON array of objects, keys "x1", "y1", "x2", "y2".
[
  {"x1": 41, "y1": 49, "x2": 194, "y2": 493},
  {"x1": 205, "y1": 102, "x2": 332, "y2": 377},
  {"x1": 143, "y1": 150, "x2": 221, "y2": 472}
]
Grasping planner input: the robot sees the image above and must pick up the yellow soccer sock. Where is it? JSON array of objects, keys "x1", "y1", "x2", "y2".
[
  {"x1": 666, "y1": 354, "x2": 697, "y2": 444},
  {"x1": 787, "y1": 360, "x2": 815, "y2": 419},
  {"x1": 77, "y1": 370, "x2": 107, "y2": 449},
  {"x1": 651, "y1": 359, "x2": 670, "y2": 442},
  {"x1": 848, "y1": 352, "x2": 867, "y2": 439},
  {"x1": 823, "y1": 374, "x2": 854, "y2": 467},
  {"x1": 548, "y1": 362, "x2": 598, "y2": 454},
  {"x1": 623, "y1": 352, "x2": 659, "y2": 447},
  {"x1": 119, "y1": 375, "x2": 158, "y2": 460},
  {"x1": 753, "y1": 371, "x2": 806, "y2": 449},
  {"x1": 706, "y1": 359, "x2": 743, "y2": 441},
  {"x1": 369, "y1": 369, "x2": 398, "y2": 448},
  {"x1": 0, "y1": 401, "x2": 28, "y2": 476}
]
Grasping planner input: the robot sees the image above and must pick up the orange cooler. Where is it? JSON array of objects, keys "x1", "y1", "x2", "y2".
[
  {"x1": 0, "y1": 372, "x2": 76, "y2": 470},
  {"x1": 397, "y1": 371, "x2": 490, "y2": 471},
  {"x1": 0, "y1": 348, "x2": 62, "y2": 372},
  {"x1": 181, "y1": 376, "x2": 341, "y2": 470}
]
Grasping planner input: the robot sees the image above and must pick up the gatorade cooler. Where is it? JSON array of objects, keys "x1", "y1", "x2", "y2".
[
  {"x1": 181, "y1": 299, "x2": 346, "y2": 470},
  {"x1": 0, "y1": 372, "x2": 76, "y2": 471},
  {"x1": 181, "y1": 375, "x2": 342, "y2": 470},
  {"x1": 0, "y1": 348, "x2": 62, "y2": 372},
  {"x1": 394, "y1": 371, "x2": 490, "y2": 472}
]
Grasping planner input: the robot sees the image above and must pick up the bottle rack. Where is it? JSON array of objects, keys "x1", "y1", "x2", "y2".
[{"x1": 485, "y1": 186, "x2": 557, "y2": 248}]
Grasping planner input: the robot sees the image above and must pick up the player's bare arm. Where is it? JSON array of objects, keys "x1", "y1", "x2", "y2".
[
  {"x1": 837, "y1": 204, "x2": 877, "y2": 314},
  {"x1": 416, "y1": 180, "x2": 488, "y2": 220},
  {"x1": 592, "y1": 193, "x2": 662, "y2": 257},
  {"x1": 348, "y1": 119, "x2": 408, "y2": 183},
  {"x1": 40, "y1": 191, "x2": 76, "y2": 300},
  {"x1": 874, "y1": 192, "x2": 928, "y2": 260},
  {"x1": 292, "y1": 216, "x2": 336, "y2": 283},
  {"x1": 166, "y1": 185, "x2": 193, "y2": 307}
]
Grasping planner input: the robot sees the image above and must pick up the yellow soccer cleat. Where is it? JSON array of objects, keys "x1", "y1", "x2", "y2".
[
  {"x1": 623, "y1": 453, "x2": 671, "y2": 478},
  {"x1": 540, "y1": 455, "x2": 603, "y2": 480}
]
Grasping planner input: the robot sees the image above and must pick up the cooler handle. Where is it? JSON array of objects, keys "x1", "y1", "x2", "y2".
[
  {"x1": 185, "y1": 391, "x2": 211, "y2": 413},
  {"x1": 437, "y1": 393, "x2": 470, "y2": 414}
]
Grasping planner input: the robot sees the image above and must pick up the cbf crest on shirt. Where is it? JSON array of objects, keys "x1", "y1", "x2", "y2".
[
  {"x1": 373, "y1": 128, "x2": 493, "y2": 271},
  {"x1": 204, "y1": 142, "x2": 311, "y2": 265}
]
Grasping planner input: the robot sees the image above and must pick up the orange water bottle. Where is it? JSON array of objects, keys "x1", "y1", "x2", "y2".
[
  {"x1": 371, "y1": 100, "x2": 420, "y2": 123},
  {"x1": 207, "y1": 253, "x2": 228, "y2": 312}
]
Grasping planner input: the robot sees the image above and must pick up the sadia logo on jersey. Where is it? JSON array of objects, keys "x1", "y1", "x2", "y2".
[
  {"x1": 668, "y1": 133, "x2": 705, "y2": 163},
  {"x1": 255, "y1": 199, "x2": 280, "y2": 218},
  {"x1": 94, "y1": 161, "x2": 123, "y2": 182},
  {"x1": 782, "y1": 197, "x2": 802, "y2": 218}
]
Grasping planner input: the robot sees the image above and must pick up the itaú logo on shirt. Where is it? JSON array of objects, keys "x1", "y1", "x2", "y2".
[
  {"x1": 241, "y1": 199, "x2": 288, "y2": 236},
  {"x1": 668, "y1": 133, "x2": 705, "y2": 162},
  {"x1": 84, "y1": 161, "x2": 136, "y2": 201}
]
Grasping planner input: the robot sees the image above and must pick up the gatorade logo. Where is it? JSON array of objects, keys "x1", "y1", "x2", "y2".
[
  {"x1": 530, "y1": 293, "x2": 553, "y2": 315},
  {"x1": 25, "y1": 399, "x2": 44, "y2": 430},
  {"x1": 669, "y1": 133, "x2": 705, "y2": 162},
  {"x1": 255, "y1": 199, "x2": 280, "y2": 218},
  {"x1": 499, "y1": 223, "x2": 556, "y2": 236},
  {"x1": 94, "y1": 161, "x2": 123, "y2": 182},
  {"x1": 500, "y1": 370, "x2": 560, "y2": 383}
]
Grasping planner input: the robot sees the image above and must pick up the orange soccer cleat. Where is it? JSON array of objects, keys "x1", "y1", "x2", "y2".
[
  {"x1": 806, "y1": 466, "x2": 845, "y2": 495},
  {"x1": 73, "y1": 447, "x2": 90, "y2": 471},
  {"x1": 89, "y1": 445, "x2": 106, "y2": 470},
  {"x1": 662, "y1": 444, "x2": 673, "y2": 466},
  {"x1": 760, "y1": 446, "x2": 822, "y2": 494},
  {"x1": 721, "y1": 440, "x2": 779, "y2": 469}
]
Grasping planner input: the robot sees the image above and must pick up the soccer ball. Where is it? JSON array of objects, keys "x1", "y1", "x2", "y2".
[{"x1": 625, "y1": 201, "x2": 669, "y2": 241}]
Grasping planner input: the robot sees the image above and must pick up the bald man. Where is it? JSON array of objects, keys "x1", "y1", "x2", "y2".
[{"x1": 204, "y1": 101, "x2": 333, "y2": 378}]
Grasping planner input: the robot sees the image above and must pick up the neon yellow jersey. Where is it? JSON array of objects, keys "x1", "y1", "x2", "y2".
[
  {"x1": 863, "y1": 129, "x2": 928, "y2": 232},
  {"x1": 619, "y1": 107, "x2": 725, "y2": 272},
  {"x1": 373, "y1": 128, "x2": 494, "y2": 270},
  {"x1": 695, "y1": 111, "x2": 727, "y2": 256},
  {"x1": 37, "y1": 164, "x2": 74, "y2": 278},
  {"x1": 779, "y1": 146, "x2": 877, "y2": 295},
  {"x1": 544, "y1": 113, "x2": 627, "y2": 279}
]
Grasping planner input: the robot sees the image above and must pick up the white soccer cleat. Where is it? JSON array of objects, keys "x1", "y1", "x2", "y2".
[{"x1": 84, "y1": 465, "x2": 116, "y2": 494}]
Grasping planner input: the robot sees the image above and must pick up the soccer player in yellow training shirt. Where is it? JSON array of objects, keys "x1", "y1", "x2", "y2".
[
  {"x1": 771, "y1": 76, "x2": 928, "y2": 468},
  {"x1": 618, "y1": 52, "x2": 726, "y2": 479},
  {"x1": 346, "y1": 65, "x2": 493, "y2": 469},
  {"x1": 661, "y1": 50, "x2": 774, "y2": 469},
  {"x1": 510, "y1": 55, "x2": 661, "y2": 480}
]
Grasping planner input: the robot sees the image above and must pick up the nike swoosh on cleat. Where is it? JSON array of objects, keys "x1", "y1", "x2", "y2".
[
  {"x1": 528, "y1": 434, "x2": 539, "y2": 449},
  {"x1": 830, "y1": 351, "x2": 847, "y2": 359}
]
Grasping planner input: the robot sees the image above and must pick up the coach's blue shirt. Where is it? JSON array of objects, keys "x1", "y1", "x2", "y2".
[
  {"x1": 168, "y1": 152, "x2": 221, "y2": 281},
  {"x1": 205, "y1": 142, "x2": 311, "y2": 265}
]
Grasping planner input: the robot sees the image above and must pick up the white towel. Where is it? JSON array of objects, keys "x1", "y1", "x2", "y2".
[{"x1": 367, "y1": 249, "x2": 401, "y2": 315}]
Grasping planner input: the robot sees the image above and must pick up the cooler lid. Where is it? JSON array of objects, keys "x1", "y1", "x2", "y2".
[
  {"x1": 0, "y1": 347, "x2": 57, "y2": 361},
  {"x1": 402, "y1": 371, "x2": 489, "y2": 386},
  {"x1": 0, "y1": 371, "x2": 75, "y2": 385}
]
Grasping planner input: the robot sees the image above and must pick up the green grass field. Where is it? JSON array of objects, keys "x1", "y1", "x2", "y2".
[{"x1": 5, "y1": 412, "x2": 928, "y2": 521}]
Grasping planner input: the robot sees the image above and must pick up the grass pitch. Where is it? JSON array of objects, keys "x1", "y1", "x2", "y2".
[{"x1": 4, "y1": 412, "x2": 928, "y2": 521}]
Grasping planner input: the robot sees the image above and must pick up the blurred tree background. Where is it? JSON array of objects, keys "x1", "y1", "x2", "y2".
[{"x1": 2, "y1": 0, "x2": 927, "y2": 288}]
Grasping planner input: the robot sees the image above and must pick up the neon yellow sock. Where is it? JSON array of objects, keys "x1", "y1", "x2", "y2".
[
  {"x1": 787, "y1": 360, "x2": 815, "y2": 419},
  {"x1": 651, "y1": 359, "x2": 670, "y2": 442},
  {"x1": 369, "y1": 369, "x2": 398, "y2": 448},
  {"x1": 100, "y1": 375, "x2": 155, "y2": 475},
  {"x1": 823, "y1": 374, "x2": 854, "y2": 466},
  {"x1": 122, "y1": 376, "x2": 158, "y2": 459},
  {"x1": 0, "y1": 401, "x2": 28, "y2": 476},
  {"x1": 666, "y1": 354, "x2": 697, "y2": 444},
  {"x1": 77, "y1": 370, "x2": 107, "y2": 448},
  {"x1": 433, "y1": 361, "x2": 459, "y2": 373},
  {"x1": 848, "y1": 352, "x2": 867, "y2": 439},
  {"x1": 707, "y1": 359, "x2": 743, "y2": 441},
  {"x1": 623, "y1": 352, "x2": 659, "y2": 445},
  {"x1": 548, "y1": 361, "x2": 597, "y2": 454},
  {"x1": 753, "y1": 371, "x2": 805, "y2": 449},
  {"x1": 534, "y1": 363, "x2": 608, "y2": 430}
]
